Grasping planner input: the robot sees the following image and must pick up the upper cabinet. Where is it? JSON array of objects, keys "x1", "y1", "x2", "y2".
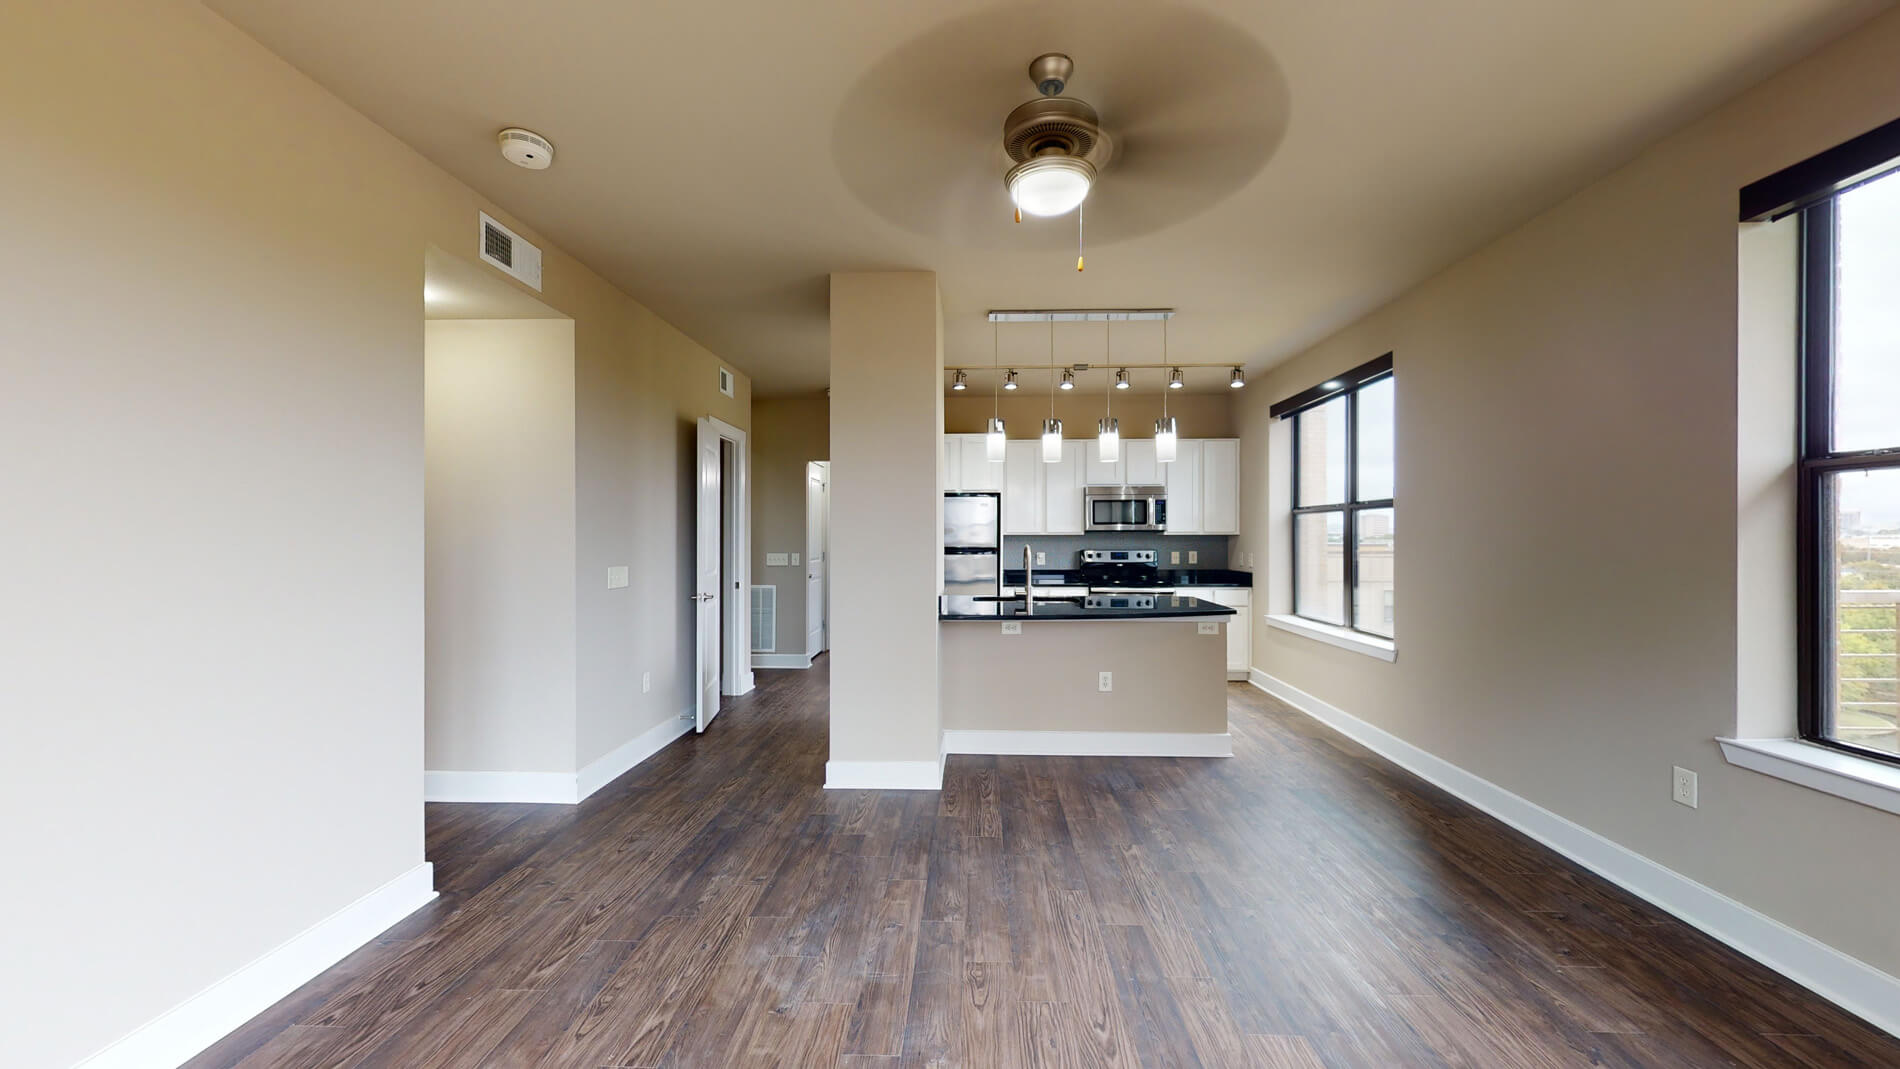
[
  {"x1": 1200, "y1": 439, "x2": 1239, "y2": 535},
  {"x1": 948, "y1": 433, "x2": 1236, "y2": 537},
  {"x1": 944, "y1": 433, "x2": 1004, "y2": 493}
]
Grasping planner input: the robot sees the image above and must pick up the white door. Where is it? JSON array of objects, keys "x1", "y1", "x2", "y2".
[
  {"x1": 806, "y1": 462, "x2": 828, "y2": 655},
  {"x1": 1201, "y1": 439, "x2": 1240, "y2": 535},
  {"x1": 695, "y1": 418, "x2": 722, "y2": 732},
  {"x1": 1165, "y1": 440, "x2": 1203, "y2": 533}
]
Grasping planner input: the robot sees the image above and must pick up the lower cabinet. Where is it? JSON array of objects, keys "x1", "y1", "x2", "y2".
[{"x1": 1180, "y1": 586, "x2": 1252, "y2": 680}]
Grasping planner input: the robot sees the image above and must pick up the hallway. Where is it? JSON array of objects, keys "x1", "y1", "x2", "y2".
[{"x1": 189, "y1": 666, "x2": 1899, "y2": 1067}]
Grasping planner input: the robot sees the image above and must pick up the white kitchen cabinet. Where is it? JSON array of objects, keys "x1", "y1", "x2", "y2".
[
  {"x1": 957, "y1": 434, "x2": 1004, "y2": 492},
  {"x1": 1200, "y1": 438, "x2": 1240, "y2": 535},
  {"x1": 1124, "y1": 439, "x2": 1160, "y2": 486},
  {"x1": 1179, "y1": 585, "x2": 1252, "y2": 679},
  {"x1": 1083, "y1": 449, "x2": 1122, "y2": 487},
  {"x1": 1164, "y1": 439, "x2": 1202, "y2": 533},
  {"x1": 1002, "y1": 439, "x2": 1043, "y2": 534},
  {"x1": 1044, "y1": 440, "x2": 1086, "y2": 534}
]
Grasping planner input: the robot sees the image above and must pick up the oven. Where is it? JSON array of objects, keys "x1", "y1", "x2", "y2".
[{"x1": 1084, "y1": 485, "x2": 1167, "y2": 532}]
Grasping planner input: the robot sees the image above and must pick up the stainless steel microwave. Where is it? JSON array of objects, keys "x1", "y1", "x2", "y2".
[{"x1": 1084, "y1": 485, "x2": 1167, "y2": 531}]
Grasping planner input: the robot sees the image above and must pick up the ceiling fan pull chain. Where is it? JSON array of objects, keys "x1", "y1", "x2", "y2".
[{"x1": 1076, "y1": 202, "x2": 1085, "y2": 272}]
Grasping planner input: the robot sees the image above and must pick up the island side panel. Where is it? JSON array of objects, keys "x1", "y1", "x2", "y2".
[{"x1": 940, "y1": 619, "x2": 1228, "y2": 735}]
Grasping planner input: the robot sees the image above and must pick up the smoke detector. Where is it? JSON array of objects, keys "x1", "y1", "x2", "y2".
[{"x1": 497, "y1": 127, "x2": 554, "y2": 170}]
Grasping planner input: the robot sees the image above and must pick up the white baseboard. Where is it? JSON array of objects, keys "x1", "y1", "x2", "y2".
[
  {"x1": 1249, "y1": 668, "x2": 1900, "y2": 1039},
  {"x1": 576, "y1": 712, "x2": 694, "y2": 801},
  {"x1": 942, "y1": 729, "x2": 1233, "y2": 758},
  {"x1": 76, "y1": 862, "x2": 436, "y2": 1069},
  {"x1": 422, "y1": 768, "x2": 577, "y2": 804},
  {"x1": 427, "y1": 707, "x2": 694, "y2": 805},
  {"x1": 825, "y1": 756, "x2": 944, "y2": 790},
  {"x1": 752, "y1": 652, "x2": 813, "y2": 669}
]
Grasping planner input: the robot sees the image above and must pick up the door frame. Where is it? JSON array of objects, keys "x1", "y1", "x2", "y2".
[
  {"x1": 806, "y1": 460, "x2": 830, "y2": 658},
  {"x1": 710, "y1": 416, "x2": 753, "y2": 700}
]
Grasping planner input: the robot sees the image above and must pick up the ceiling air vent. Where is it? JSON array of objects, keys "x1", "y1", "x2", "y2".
[{"x1": 477, "y1": 211, "x2": 542, "y2": 291}]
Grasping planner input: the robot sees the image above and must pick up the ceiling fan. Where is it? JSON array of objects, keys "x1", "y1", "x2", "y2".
[{"x1": 1002, "y1": 53, "x2": 1113, "y2": 220}]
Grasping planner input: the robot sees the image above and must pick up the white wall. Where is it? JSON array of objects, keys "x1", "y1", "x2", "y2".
[
  {"x1": 0, "y1": 2, "x2": 747, "y2": 1064},
  {"x1": 426, "y1": 319, "x2": 578, "y2": 774},
  {"x1": 1232, "y1": 5, "x2": 1900, "y2": 984}
]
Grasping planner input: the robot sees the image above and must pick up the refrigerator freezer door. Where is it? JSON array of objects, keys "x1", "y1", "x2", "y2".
[
  {"x1": 943, "y1": 551, "x2": 1001, "y2": 596},
  {"x1": 944, "y1": 493, "x2": 1000, "y2": 548}
]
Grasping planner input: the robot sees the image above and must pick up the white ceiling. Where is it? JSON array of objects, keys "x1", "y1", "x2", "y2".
[{"x1": 211, "y1": 0, "x2": 1885, "y2": 396}]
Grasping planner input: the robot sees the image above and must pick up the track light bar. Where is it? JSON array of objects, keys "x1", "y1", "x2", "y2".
[{"x1": 987, "y1": 308, "x2": 1175, "y2": 323}]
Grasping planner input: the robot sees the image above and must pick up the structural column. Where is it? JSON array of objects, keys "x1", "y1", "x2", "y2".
[{"x1": 826, "y1": 272, "x2": 944, "y2": 788}]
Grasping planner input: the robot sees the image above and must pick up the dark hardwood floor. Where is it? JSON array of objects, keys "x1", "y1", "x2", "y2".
[{"x1": 188, "y1": 660, "x2": 1900, "y2": 1067}]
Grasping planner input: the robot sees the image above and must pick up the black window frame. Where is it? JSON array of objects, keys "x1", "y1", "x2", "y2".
[
  {"x1": 1750, "y1": 114, "x2": 1900, "y2": 767},
  {"x1": 1275, "y1": 354, "x2": 1394, "y2": 637}
]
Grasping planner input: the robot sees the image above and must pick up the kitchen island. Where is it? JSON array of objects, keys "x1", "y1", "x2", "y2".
[{"x1": 939, "y1": 594, "x2": 1236, "y2": 757}]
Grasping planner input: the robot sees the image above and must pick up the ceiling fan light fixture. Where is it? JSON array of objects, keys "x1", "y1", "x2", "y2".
[{"x1": 1007, "y1": 155, "x2": 1096, "y2": 218}]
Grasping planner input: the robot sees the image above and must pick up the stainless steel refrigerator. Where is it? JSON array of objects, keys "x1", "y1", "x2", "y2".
[{"x1": 943, "y1": 492, "x2": 1001, "y2": 596}]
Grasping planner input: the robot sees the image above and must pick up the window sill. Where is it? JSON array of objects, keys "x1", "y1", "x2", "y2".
[
  {"x1": 1265, "y1": 614, "x2": 1397, "y2": 662},
  {"x1": 1716, "y1": 737, "x2": 1900, "y2": 817}
]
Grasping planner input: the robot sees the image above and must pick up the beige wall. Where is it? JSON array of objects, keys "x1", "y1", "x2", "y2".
[
  {"x1": 425, "y1": 319, "x2": 577, "y2": 773},
  {"x1": 751, "y1": 397, "x2": 830, "y2": 657},
  {"x1": 0, "y1": 2, "x2": 746, "y2": 1065},
  {"x1": 1232, "y1": 7, "x2": 1900, "y2": 982},
  {"x1": 945, "y1": 390, "x2": 1235, "y2": 438},
  {"x1": 828, "y1": 273, "x2": 943, "y2": 773},
  {"x1": 942, "y1": 621, "x2": 1227, "y2": 734}
]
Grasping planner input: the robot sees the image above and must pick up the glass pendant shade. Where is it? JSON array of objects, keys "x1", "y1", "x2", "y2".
[
  {"x1": 1154, "y1": 416, "x2": 1178, "y2": 463},
  {"x1": 985, "y1": 416, "x2": 1007, "y2": 462},
  {"x1": 1007, "y1": 156, "x2": 1095, "y2": 218},
  {"x1": 1041, "y1": 418, "x2": 1064, "y2": 462},
  {"x1": 1096, "y1": 417, "x2": 1120, "y2": 463}
]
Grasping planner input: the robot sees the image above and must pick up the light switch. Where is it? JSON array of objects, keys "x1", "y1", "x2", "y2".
[
  {"x1": 765, "y1": 552, "x2": 789, "y2": 567},
  {"x1": 790, "y1": 553, "x2": 800, "y2": 566},
  {"x1": 606, "y1": 566, "x2": 630, "y2": 589}
]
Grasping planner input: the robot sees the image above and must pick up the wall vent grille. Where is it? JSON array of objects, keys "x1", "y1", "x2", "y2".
[
  {"x1": 750, "y1": 585, "x2": 776, "y2": 652},
  {"x1": 477, "y1": 211, "x2": 542, "y2": 291}
]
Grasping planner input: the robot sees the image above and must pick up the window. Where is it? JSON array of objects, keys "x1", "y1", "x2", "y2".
[
  {"x1": 1274, "y1": 355, "x2": 1394, "y2": 638},
  {"x1": 1797, "y1": 164, "x2": 1900, "y2": 763}
]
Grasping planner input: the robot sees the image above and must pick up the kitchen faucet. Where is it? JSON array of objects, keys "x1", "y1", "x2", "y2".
[{"x1": 1023, "y1": 543, "x2": 1034, "y2": 612}]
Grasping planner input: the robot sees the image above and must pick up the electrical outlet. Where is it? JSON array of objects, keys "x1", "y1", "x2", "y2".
[
  {"x1": 641, "y1": 671, "x2": 652, "y2": 694},
  {"x1": 1170, "y1": 550, "x2": 1181, "y2": 564},
  {"x1": 790, "y1": 553, "x2": 800, "y2": 566},
  {"x1": 606, "y1": 565, "x2": 630, "y2": 589},
  {"x1": 1188, "y1": 550, "x2": 1198, "y2": 564},
  {"x1": 1245, "y1": 553, "x2": 1255, "y2": 567},
  {"x1": 1672, "y1": 766, "x2": 1698, "y2": 808},
  {"x1": 1001, "y1": 620, "x2": 1022, "y2": 635},
  {"x1": 1098, "y1": 671, "x2": 1113, "y2": 692},
  {"x1": 1198, "y1": 621, "x2": 1220, "y2": 635},
  {"x1": 1036, "y1": 551, "x2": 1046, "y2": 565}
]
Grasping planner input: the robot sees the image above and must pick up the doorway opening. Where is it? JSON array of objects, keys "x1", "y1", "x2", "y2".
[
  {"x1": 695, "y1": 416, "x2": 752, "y2": 733},
  {"x1": 806, "y1": 461, "x2": 830, "y2": 658}
]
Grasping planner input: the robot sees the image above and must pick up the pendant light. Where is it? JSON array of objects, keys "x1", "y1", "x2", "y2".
[
  {"x1": 1156, "y1": 319, "x2": 1178, "y2": 463},
  {"x1": 1042, "y1": 320, "x2": 1063, "y2": 462},
  {"x1": 986, "y1": 322, "x2": 1007, "y2": 461},
  {"x1": 1097, "y1": 322, "x2": 1119, "y2": 463}
]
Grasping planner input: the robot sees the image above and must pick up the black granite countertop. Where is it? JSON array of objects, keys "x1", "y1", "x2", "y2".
[
  {"x1": 940, "y1": 594, "x2": 1236, "y2": 621},
  {"x1": 1001, "y1": 569, "x2": 1254, "y2": 588}
]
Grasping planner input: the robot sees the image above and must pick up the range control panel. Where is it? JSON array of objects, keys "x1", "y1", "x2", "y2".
[{"x1": 1079, "y1": 548, "x2": 1156, "y2": 564}]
